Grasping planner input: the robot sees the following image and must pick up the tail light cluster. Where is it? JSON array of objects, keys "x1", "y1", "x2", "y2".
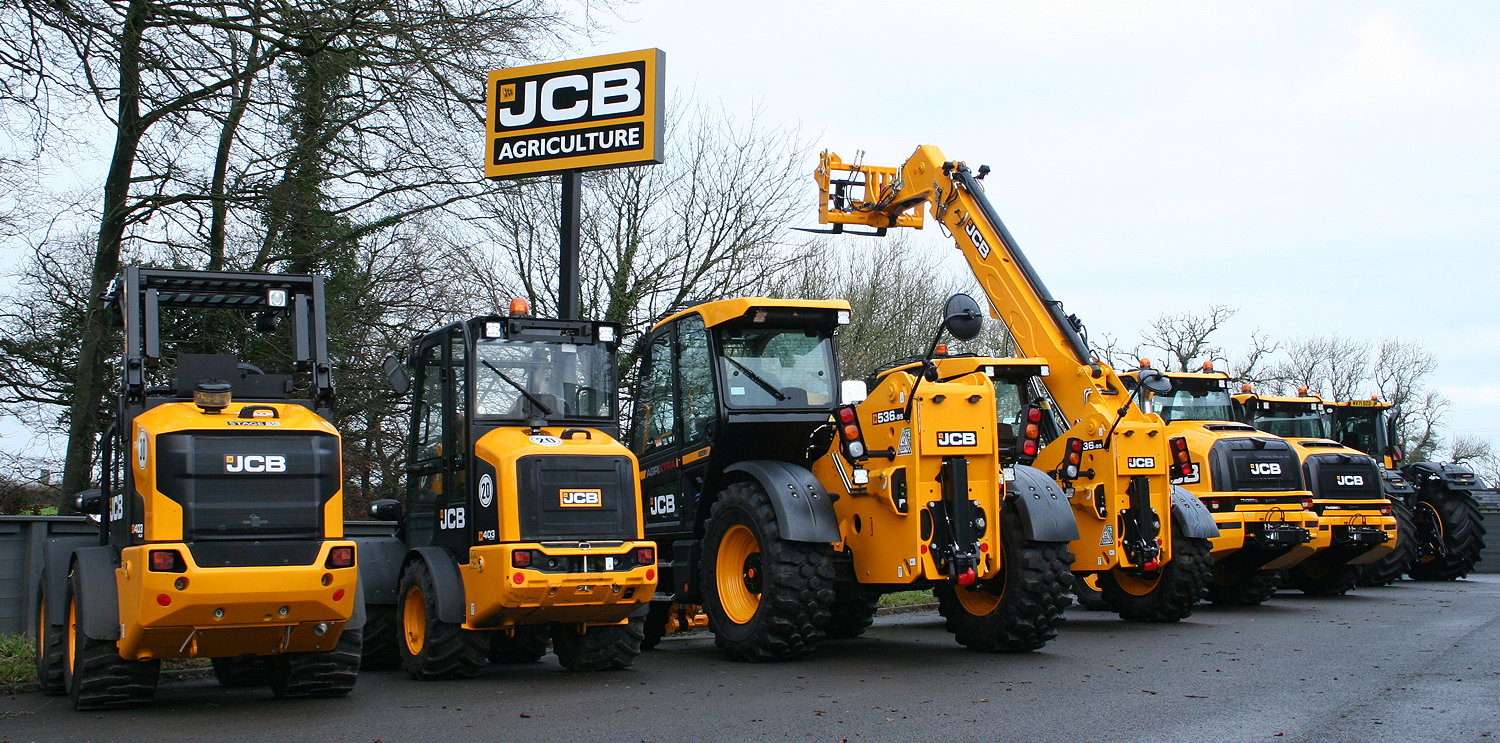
[
  {"x1": 511, "y1": 547, "x2": 655, "y2": 570},
  {"x1": 836, "y1": 405, "x2": 867, "y2": 460},
  {"x1": 1168, "y1": 436, "x2": 1194, "y2": 479},
  {"x1": 1061, "y1": 438, "x2": 1083, "y2": 480},
  {"x1": 1018, "y1": 406, "x2": 1043, "y2": 464},
  {"x1": 325, "y1": 545, "x2": 355, "y2": 569},
  {"x1": 148, "y1": 549, "x2": 185, "y2": 573}
]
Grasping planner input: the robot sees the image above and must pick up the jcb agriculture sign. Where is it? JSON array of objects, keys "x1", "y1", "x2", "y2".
[{"x1": 485, "y1": 49, "x2": 665, "y2": 178}]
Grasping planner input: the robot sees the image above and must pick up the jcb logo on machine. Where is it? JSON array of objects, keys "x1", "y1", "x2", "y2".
[
  {"x1": 1127, "y1": 457, "x2": 1155, "y2": 469},
  {"x1": 560, "y1": 489, "x2": 603, "y2": 507},
  {"x1": 964, "y1": 220, "x2": 992, "y2": 259},
  {"x1": 649, "y1": 493, "x2": 676, "y2": 516},
  {"x1": 1248, "y1": 462, "x2": 1282, "y2": 476},
  {"x1": 873, "y1": 408, "x2": 905, "y2": 425},
  {"x1": 1335, "y1": 474, "x2": 1365, "y2": 487},
  {"x1": 224, "y1": 455, "x2": 286, "y2": 473},
  {"x1": 439, "y1": 507, "x2": 465, "y2": 529},
  {"x1": 937, "y1": 431, "x2": 977, "y2": 447}
]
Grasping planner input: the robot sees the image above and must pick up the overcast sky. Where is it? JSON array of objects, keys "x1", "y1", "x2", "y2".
[
  {"x1": 3, "y1": 2, "x2": 1496, "y2": 464},
  {"x1": 571, "y1": 0, "x2": 1500, "y2": 455}
]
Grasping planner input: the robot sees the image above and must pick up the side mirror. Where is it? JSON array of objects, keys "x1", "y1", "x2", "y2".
[
  {"x1": 1137, "y1": 368, "x2": 1172, "y2": 395},
  {"x1": 382, "y1": 355, "x2": 411, "y2": 395},
  {"x1": 841, "y1": 379, "x2": 868, "y2": 405},
  {"x1": 74, "y1": 488, "x2": 105, "y2": 515},
  {"x1": 369, "y1": 498, "x2": 402, "y2": 522},
  {"x1": 942, "y1": 294, "x2": 984, "y2": 342}
]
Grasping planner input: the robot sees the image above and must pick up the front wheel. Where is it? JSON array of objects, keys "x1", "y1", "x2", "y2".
[
  {"x1": 1409, "y1": 492, "x2": 1486, "y2": 580},
  {"x1": 552, "y1": 620, "x2": 644, "y2": 671},
  {"x1": 1098, "y1": 526, "x2": 1212, "y2": 623},
  {"x1": 935, "y1": 511, "x2": 1073, "y2": 652},
  {"x1": 267, "y1": 626, "x2": 362, "y2": 698},
  {"x1": 824, "y1": 592, "x2": 880, "y2": 640},
  {"x1": 700, "y1": 481, "x2": 834, "y2": 662},
  {"x1": 397, "y1": 561, "x2": 487, "y2": 680},
  {"x1": 1358, "y1": 499, "x2": 1417, "y2": 586},
  {"x1": 1205, "y1": 566, "x2": 1283, "y2": 606},
  {"x1": 489, "y1": 625, "x2": 549, "y2": 664}
]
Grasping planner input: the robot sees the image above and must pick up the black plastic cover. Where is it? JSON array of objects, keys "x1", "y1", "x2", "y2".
[{"x1": 516, "y1": 454, "x2": 637, "y2": 541}]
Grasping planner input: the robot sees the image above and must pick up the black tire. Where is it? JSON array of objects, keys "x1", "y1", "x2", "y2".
[
  {"x1": 1409, "y1": 492, "x2": 1487, "y2": 580},
  {"x1": 1098, "y1": 527, "x2": 1212, "y2": 623},
  {"x1": 1358, "y1": 499, "x2": 1417, "y2": 586},
  {"x1": 553, "y1": 619, "x2": 644, "y2": 671},
  {"x1": 211, "y1": 655, "x2": 270, "y2": 687},
  {"x1": 35, "y1": 583, "x2": 66, "y2": 695},
  {"x1": 489, "y1": 626, "x2": 549, "y2": 664},
  {"x1": 360, "y1": 605, "x2": 401, "y2": 671},
  {"x1": 934, "y1": 512, "x2": 1073, "y2": 652},
  {"x1": 641, "y1": 602, "x2": 671, "y2": 651},
  {"x1": 267, "y1": 626, "x2": 361, "y2": 698},
  {"x1": 1287, "y1": 558, "x2": 1361, "y2": 596},
  {"x1": 1205, "y1": 566, "x2": 1283, "y2": 606},
  {"x1": 824, "y1": 592, "x2": 880, "y2": 640},
  {"x1": 64, "y1": 572, "x2": 159, "y2": 710},
  {"x1": 1071, "y1": 573, "x2": 1110, "y2": 611},
  {"x1": 397, "y1": 561, "x2": 487, "y2": 680},
  {"x1": 700, "y1": 480, "x2": 835, "y2": 662}
]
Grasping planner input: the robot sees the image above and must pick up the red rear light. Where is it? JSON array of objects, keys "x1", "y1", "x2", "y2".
[
  {"x1": 1021, "y1": 440, "x2": 1038, "y2": 456},
  {"x1": 838, "y1": 407, "x2": 856, "y2": 424},
  {"x1": 1379, "y1": 505, "x2": 1392, "y2": 516},
  {"x1": 326, "y1": 546, "x2": 355, "y2": 568},
  {"x1": 1069, "y1": 438, "x2": 1083, "y2": 453},
  {"x1": 512, "y1": 550, "x2": 533, "y2": 568},
  {"x1": 1179, "y1": 463, "x2": 1193, "y2": 477},
  {"x1": 1027, "y1": 407, "x2": 1043, "y2": 423},
  {"x1": 1207, "y1": 499, "x2": 1221, "y2": 511},
  {"x1": 1301, "y1": 497, "x2": 1315, "y2": 510},
  {"x1": 635, "y1": 547, "x2": 656, "y2": 566},
  {"x1": 149, "y1": 550, "x2": 180, "y2": 572}
]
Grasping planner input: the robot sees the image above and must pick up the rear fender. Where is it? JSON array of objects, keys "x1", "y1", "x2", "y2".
[
  {"x1": 71, "y1": 545, "x2": 121, "y2": 641},
  {"x1": 38, "y1": 536, "x2": 95, "y2": 634},
  {"x1": 352, "y1": 535, "x2": 407, "y2": 606},
  {"x1": 406, "y1": 546, "x2": 466, "y2": 625},
  {"x1": 1171, "y1": 485, "x2": 1220, "y2": 539},
  {"x1": 722, "y1": 460, "x2": 840, "y2": 543},
  {"x1": 1007, "y1": 465, "x2": 1080, "y2": 542}
]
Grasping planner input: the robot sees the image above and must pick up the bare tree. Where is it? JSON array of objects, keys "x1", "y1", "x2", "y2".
[
  {"x1": 1373, "y1": 338, "x2": 1447, "y2": 462},
  {"x1": 1139, "y1": 305, "x2": 1236, "y2": 372},
  {"x1": 1449, "y1": 435, "x2": 1500, "y2": 485}
]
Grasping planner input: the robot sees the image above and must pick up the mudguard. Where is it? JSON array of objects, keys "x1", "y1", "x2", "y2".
[
  {"x1": 352, "y1": 535, "x2": 407, "y2": 606},
  {"x1": 346, "y1": 578, "x2": 367, "y2": 630},
  {"x1": 1007, "y1": 465, "x2": 1080, "y2": 542},
  {"x1": 1170, "y1": 485, "x2": 1220, "y2": 538},
  {"x1": 71, "y1": 545, "x2": 121, "y2": 641},
  {"x1": 38, "y1": 536, "x2": 95, "y2": 636},
  {"x1": 407, "y1": 546, "x2": 467, "y2": 625},
  {"x1": 723, "y1": 460, "x2": 841, "y2": 543}
]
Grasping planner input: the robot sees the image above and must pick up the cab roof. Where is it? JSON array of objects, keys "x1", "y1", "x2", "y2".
[{"x1": 651, "y1": 297, "x2": 851, "y2": 332}]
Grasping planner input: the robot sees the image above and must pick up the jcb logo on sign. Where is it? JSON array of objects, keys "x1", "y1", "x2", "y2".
[
  {"x1": 560, "y1": 489, "x2": 603, "y2": 507},
  {"x1": 937, "y1": 431, "x2": 977, "y2": 447},
  {"x1": 496, "y1": 66, "x2": 644, "y2": 130},
  {"x1": 1248, "y1": 462, "x2": 1282, "y2": 476},
  {"x1": 1127, "y1": 457, "x2": 1155, "y2": 469},
  {"x1": 225, "y1": 455, "x2": 286, "y2": 473},
  {"x1": 1335, "y1": 475, "x2": 1365, "y2": 487}
]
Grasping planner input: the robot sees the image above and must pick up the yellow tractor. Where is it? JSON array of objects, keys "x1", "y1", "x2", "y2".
[
  {"x1": 34, "y1": 268, "x2": 361, "y2": 709},
  {"x1": 805, "y1": 147, "x2": 1218, "y2": 622},
  {"x1": 1233, "y1": 388, "x2": 1397, "y2": 594},
  {"x1": 358, "y1": 300, "x2": 657, "y2": 677},
  {"x1": 1120, "y1": 362, "x2": 1317, "y2": 605},
  {"x1": 632, "y1": 295, "x2": 1079, "y2": 658}
]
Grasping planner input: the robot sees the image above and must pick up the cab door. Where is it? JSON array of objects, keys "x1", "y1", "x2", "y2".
[
  {"x1": 631, "y1": 314, "x2": 720, "y2": 538},
  {"x1": 405, "y1": 328, "x2": 470, "y2": 559}
]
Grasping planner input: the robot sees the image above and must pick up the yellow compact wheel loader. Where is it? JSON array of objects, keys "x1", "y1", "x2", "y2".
[
  {"x1": 1120, "y1": 362, "x2": 1317, "y2": 606},
  {"x1": 34, "y1": 268, "x2": 361, "y2": 710},
  {"x1": 805, "y1": 147, "x2": 1218, "y2": 622},
  {"x1": 632, "y1": 294, "x2": 1078, "y2": 660},
  {"x1": 1233, "y1": 388, "x2": 1397, "y2": 595},
  {"x1": 356, "y1": 301, "x2": 656, "y2": 678}
]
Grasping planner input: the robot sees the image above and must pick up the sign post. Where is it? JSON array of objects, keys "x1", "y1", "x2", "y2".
[{"x1": 486, "y1": 49, "x2": 665, "y2": 319}]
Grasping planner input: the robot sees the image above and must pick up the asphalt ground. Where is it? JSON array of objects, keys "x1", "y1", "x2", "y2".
[{"x1": 4, "y1": 576, "x2": 1498, "y2": 743}]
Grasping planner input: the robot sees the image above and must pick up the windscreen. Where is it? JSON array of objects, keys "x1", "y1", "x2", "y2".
[
  {"x1": 1150, "y1": 379, "x2": 1234, "y2": 423},
  {"x1": 1332, "y1": 407, "x2": 1380, "y2": 454},
  {"x1": 1254, "y1": 404, "x2": 1331, "y2": 439},
  {"x1": 715, "y1": 327, "x2": 836, "y2": 409},
  {"x1": 474, "y1": 338, "x2": 614, "y2": 420}
]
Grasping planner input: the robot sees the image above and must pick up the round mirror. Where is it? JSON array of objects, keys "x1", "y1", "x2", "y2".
[
  {"x1": 942, "y1": 294, "x2": 984, "y2": 341},
  {"x1": 1138, "y1": 367, "x2": 1172, "y2": 394}
]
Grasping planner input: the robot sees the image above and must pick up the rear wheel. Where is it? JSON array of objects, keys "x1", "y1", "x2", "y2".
[
  {"x1": 34, "y1": 584, "x2": 65, "y2": 695},
  {"x1": 1098, "y1": 526, "x2": 1211, "y2": 622},
  {"x1": 1358, "y1": 500, "x2": 1417, "y2": 586},
  {"x1": 641, "y1": 602, "x2": 671, "y2": 651},
  {"x1": 934, "y1": 512, "x2": 1073, "y2": 652},
  {"x1": 824, "y1": 592, "x2": 880, "y2": 640},
  {"x1": 1287, "y1": 557, "x2": 1360, "y2": 595},
  {"x1": 1071, "y1": 573, "x2": 1110, "y2": 611},
  {"x1": 267, "y1": 626, "x2": 361, "y2": 698},
  {"x1": 211, "y1": 655, "x2": 270, "y2": 687},
  {"x1": 397, "y1": 561, "x2": 487, "y2": 680},
  {"x1": 552, "y1": 619, "x2": 644, "y2": 671},
  {"x1": 488, "y1": 625, "x2": 549, "y2": 664},
  {"x1": 1409, "y1": 492, "x2": 1486, "y2": 580},
  {"x1": 359, "y1": 604, "x2": 400, "y2": 670},
  {"x1": 64, "y1": 572, "x2": 159, "y2": 710},
  {"x1": 700, "y1": 481, "x2": 834, "y2": 662},
  {"x1": 1205, "y1": 566, "x2": 1283, "y2": 606}
]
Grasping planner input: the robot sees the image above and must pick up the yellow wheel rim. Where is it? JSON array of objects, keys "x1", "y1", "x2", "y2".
[
  {"x1": 954, "y1": 586, "x2": 1003, "y2": 616},
  {"x1": 716, "y1": 524, "x2": 763, "y2": 625},
  {"x1": 66, "y1": 595, "x2": 77, "y2": 672},
  {"x1": 402, "y1": 584, "x2": 427, "y2": 656},
  {"x1": 1111, "y1": 568, "x2": 1162, "y2": 597}
]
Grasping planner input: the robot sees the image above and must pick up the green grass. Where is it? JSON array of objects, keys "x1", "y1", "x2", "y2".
[
  {"x1": 0, "y1": 634, "x2": 36, "y2": 686},
  {"x1": 878, "y1": 589, "x2": 935, "y2": 608}
]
